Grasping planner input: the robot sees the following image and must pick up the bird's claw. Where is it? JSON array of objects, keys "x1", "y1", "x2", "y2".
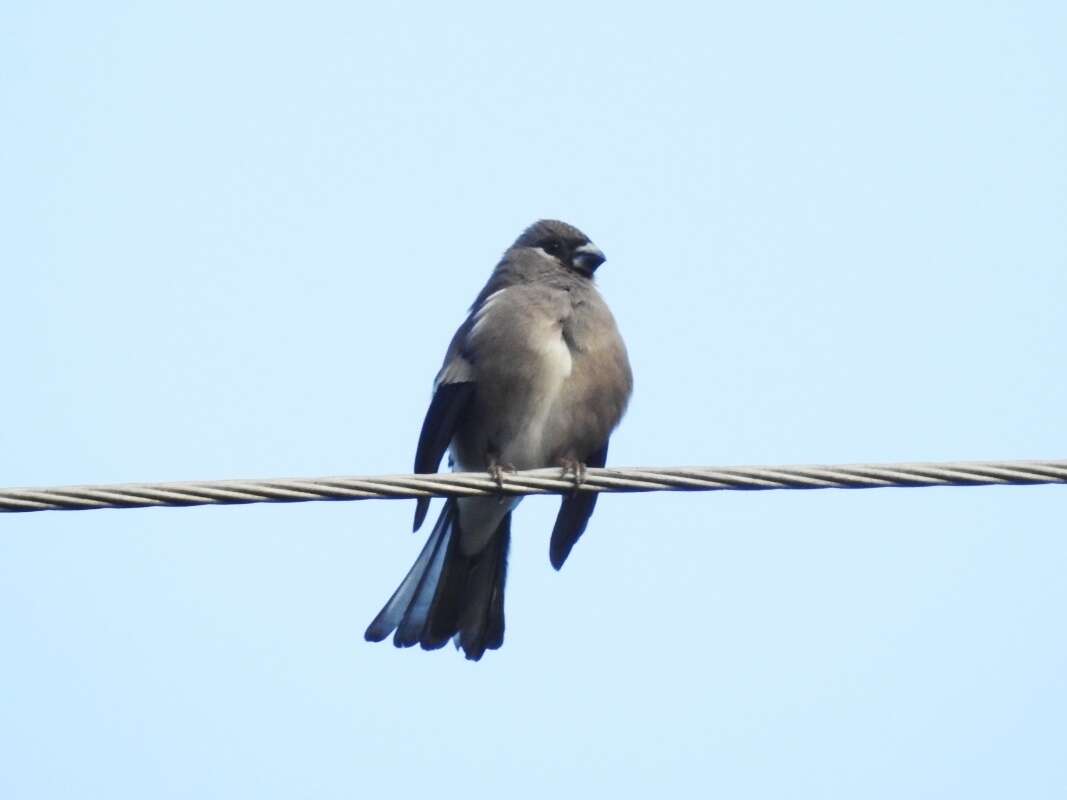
[
  {"x1": 560, "y1": 458, "x2": 587, "y2": 496},
  {"x1": 488, "y1": 462, "x2": 517, "y2": 502}
]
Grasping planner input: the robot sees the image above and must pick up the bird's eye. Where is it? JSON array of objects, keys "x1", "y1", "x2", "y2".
[{"x1": 542, "y1": 241, "x2": 562, "y2": 256}]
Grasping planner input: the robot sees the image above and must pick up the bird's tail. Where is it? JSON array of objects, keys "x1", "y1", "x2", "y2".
[{"x1": 364, "y1": 498, "x2": 510, "y2": 661}]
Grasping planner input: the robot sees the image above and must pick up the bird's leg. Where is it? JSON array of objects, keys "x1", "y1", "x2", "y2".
[
  {"x1": 487, "y1": 456, "x2": 517, "y2": 502},
  {"x1": 559, "y1": 457, "x2": 587, "y2": 496}
]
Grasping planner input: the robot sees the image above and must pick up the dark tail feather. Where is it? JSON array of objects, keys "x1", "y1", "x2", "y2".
[
  {"x1": 364, "y1": 500, "x2": 456, "y2": 644},
  {"x1": 456, "y1": 516, "x2": 509, "y2": 660},
  {"x1": 363, "y1": 500, "x2": 511, "y2": 661}
]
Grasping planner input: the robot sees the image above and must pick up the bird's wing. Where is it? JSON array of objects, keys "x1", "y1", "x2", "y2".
[
  {"x1": 411, "y1": 352, "x2": 475, "y2": 532},
  {"x1": 549, "y1": 440, "x2": 610, "y2": 570}
]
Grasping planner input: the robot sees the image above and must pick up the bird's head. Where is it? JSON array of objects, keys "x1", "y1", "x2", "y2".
[{"x1": 514, "y1": 219, "x2": 606, "y2": 277}]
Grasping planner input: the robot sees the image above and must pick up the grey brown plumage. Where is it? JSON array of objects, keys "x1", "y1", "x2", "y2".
[{"x1": 364, "y1": 219, "x2": 632, "y2": 660}]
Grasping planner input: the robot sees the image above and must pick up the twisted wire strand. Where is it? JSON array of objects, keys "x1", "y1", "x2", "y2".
[{"x1": 2, "y1": 460, "x2": 1065, "y2": 514}]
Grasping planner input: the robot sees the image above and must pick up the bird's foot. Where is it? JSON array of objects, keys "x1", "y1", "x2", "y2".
[
  {"x1": 559, "y1": 458, "x2": 587, "y2": 496},
  {"x1": 488, "y1": 461, "x2": 517, "y2": 502}
]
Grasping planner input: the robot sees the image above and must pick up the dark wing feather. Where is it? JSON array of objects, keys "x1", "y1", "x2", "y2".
[
  {"x1": 412, "y1": 380, "x2": 475, "y2": 531},
  {"x1": 549, "y1": 441, "x2": 610, "y2": 570}
]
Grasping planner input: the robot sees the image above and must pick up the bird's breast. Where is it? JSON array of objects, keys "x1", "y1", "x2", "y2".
[
  {"x1": 452, "y1": 282, "x2": 629, "y2": 472},
  {"x1": 499, "y1": 320, "x2": 573, "y2": 468}
]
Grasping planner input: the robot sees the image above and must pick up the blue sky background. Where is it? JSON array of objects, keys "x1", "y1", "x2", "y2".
[{"x1": 3, "y1": 2, "x2": 1066, "y2": 797}]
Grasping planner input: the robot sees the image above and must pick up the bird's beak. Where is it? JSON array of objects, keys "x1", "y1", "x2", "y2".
[{"x1": 572, "y1": 242, "x2": 606, "y2": 274}]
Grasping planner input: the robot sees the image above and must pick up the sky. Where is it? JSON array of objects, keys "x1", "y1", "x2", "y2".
[{"x1": 3, "y1": 2, "x2": 1066, "y2": 797}]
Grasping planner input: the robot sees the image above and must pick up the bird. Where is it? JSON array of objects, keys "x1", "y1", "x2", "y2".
[{"x1": 364, "y1": 219, "x2": 633, "y2": 660}]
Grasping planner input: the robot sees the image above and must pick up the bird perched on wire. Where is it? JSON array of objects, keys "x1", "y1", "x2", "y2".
[{"x1": 364, "y1": 219, "x2": 633, "y2": 660}]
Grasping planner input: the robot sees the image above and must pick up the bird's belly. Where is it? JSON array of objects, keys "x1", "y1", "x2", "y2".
[
  {"x1": 500, "y1": 333, "x2": 573, "y2": 469},
  {"x1": 452, "y1": 329, "x2": 575, "y2": 472}
]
